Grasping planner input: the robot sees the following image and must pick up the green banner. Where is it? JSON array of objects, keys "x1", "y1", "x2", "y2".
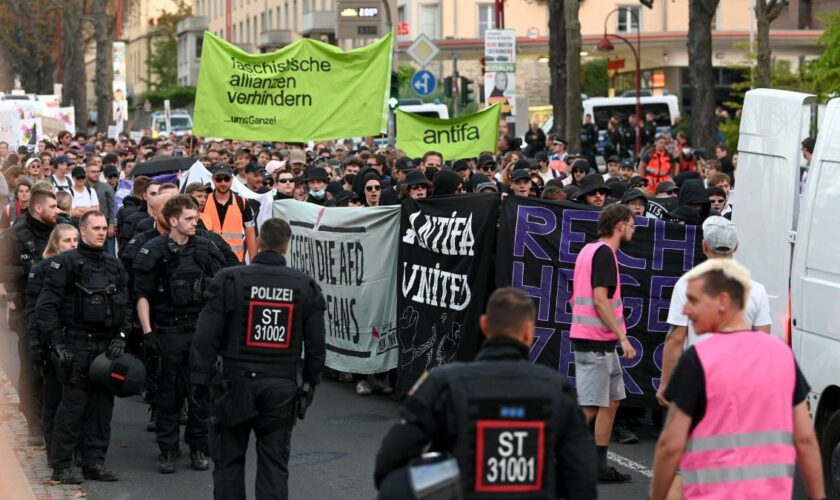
[
  {"x1": 193, "y1": 32, "x2": 392, "y2": 141},
  {"x1": 396, "y1": 104, "x2": 501, "y2": 160}
]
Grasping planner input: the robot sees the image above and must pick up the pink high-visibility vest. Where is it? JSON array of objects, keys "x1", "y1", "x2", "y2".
[
  {"x1": 569, "y1": 241, "x2": 625, "y2": 342},
  {"x1": 680, "y1": 331, "x2": 797, "y2": 499}
]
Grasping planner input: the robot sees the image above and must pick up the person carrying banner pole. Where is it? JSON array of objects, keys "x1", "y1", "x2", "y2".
[
  {"x1": 650, "y1": 259, "x2": 823, "y2": 500},
  {"x1": 569, "y1": 203, "x2": 637, "y2": 483}
]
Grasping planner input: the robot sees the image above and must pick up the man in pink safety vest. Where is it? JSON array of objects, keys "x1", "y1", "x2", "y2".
[
  {"x1": 569, "y1": 203, "x2": 637, "y2": 483},
  {"x1": 650, "y1": 259, "x2": 824, "y2": 500}
]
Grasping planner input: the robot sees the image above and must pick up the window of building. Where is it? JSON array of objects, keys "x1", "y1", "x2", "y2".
[
  {"x1": 285, "y1": 2, "x2": 290, "y2": 29},
  {"x1": 477, "y1": 4, "x2": 495, "y2": 38},
  {"x1": 233, "y1": 24, "x2": 237, "y2": 42},
  {"x1": 303, "y1": 0, "x2": 309, "y2": 13},
  {"x1": 196, "y1": 36, "x2": 203, "y2": 58},
  {"x1": 246, "y1": 18, "x2": 250, "y2": 42},
  {"x1": 254, "y1": 15, "x2": 258, "y2": 41},
  {"x1": 293, "y1": 0, "x2": 298, "y2": 32},
  {"x1": 616, "y1": 6, "x2": 640, "y2": 33},
  {"x1": 420, "y1": 3, "x2": 440, "y2": 39},
  {"x1": 397, "y1": 5, "x2": 405, "y2": 23}
]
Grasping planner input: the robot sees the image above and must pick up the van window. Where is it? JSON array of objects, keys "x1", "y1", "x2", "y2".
[
  {"x1": 804, "y1": 160, "x2": 840, "y2": 275},
  {"x1": 591, "y1": 103, "x2": 671, "y2": 129}
]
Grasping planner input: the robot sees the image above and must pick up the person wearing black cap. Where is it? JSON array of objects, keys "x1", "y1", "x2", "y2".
[
  {"x1": 652, "y1": 180, "x2": 679, "y2": 214},
  {"x1": 569, "y1": 160, "x2": 589, "y2": 187},
  {"x1": 380, "y1": 158, "x2": 414, "y2": 206},
  {"x1": 352, "y1": 167, "x2": 383, "y2": 207},
  {"x1": 304, "y1": 167, "x2": 335, "y2": 206},
  {"x1": 70, "y1": 166, "x2": 100, "y2": 220},
  {"x1": 621, "y1": 188, "x2": 648, "y2": 217},
  {"x1": 603, "y1": 156, "x2": 621, "y2": 181},
  {"x1": 470, "y1": 173, "x2": 498, "y2": 194},
  {"x1": 243, "y1": 163, "x2": 268, "y2": 194},
  {"x1": 533, "y1": 151, "x2": 558, "y2": 184},
  {"x1": 400, "y1": 170, "x2": 432, "y2": 200},
  {"x1": 50, "y1": 155, "x2": 74, "y2": 192},
  {"x1": 617, "y1": 159, "x2": 635, "y2": 182},
  {"x1": 576, "y1": 174, "x2": 611, "y2": 208},
  {"x1": 202, "y1": 163, "x2": 258, "y2": 263},
  {"x1": 510, "y1": 168, "x2": 533, "y2": 197},
  {"x1": 335, "y1": 190, "x2": 362, "y2": 207},
  {"x1": 476, "y1": 153, "x2": 498, "y2": 181},
  {"x1": 452, "y1": 159, "x2": 472, "y2": 187}
]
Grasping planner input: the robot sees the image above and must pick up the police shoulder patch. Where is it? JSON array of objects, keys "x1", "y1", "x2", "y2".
[
  {"x1": 139, "y1": 248, "x2": 150, "y2": 255},
  {"x1": 50, "y1": 261, "x2": 61, "y2": 269},
  {"x1": 408, "y1": 370, "x2": 430, "y2": 397}
]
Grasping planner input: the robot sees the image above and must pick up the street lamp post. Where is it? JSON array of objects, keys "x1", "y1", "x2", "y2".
[{"x1": 597, "y1": 8, "x2": 642, "y2": 159}]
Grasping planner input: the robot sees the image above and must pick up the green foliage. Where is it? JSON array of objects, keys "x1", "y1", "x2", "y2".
[
  {"x1": 581, "y1": 58, "x2": 608, "y2": 97},
  {"x1": 802, "y1": 11, "x2": 840, "y2": 100},
  {"x1": 144, "y1": 0, "x2": 192, "y2": 91},
  {"x1": 718, "y1": 117, "x2": 740, "y2": 155},
  {"x1": 140, "y1": 86, "x2": 197, "y2": 109}
]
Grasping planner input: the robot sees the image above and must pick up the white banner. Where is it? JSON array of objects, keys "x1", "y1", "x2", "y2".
[{"x1": 273, "y1": 200, "x2": 400, "y2": 374}]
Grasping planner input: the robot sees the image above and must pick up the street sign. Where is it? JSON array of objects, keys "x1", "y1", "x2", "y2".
[
  {"x1": 411, "y1": 70, "x2": 436, "y2": 97},
  {"x1": 406, "y1": 33, "x2": 439, "y2": 67},
  {"x1": 484, "y1": 29, "x2": 516, "y2": 72}
]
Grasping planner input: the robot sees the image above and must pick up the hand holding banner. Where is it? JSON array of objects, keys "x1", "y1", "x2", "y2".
[
  {"x1": 396, "y1": 104, "x2": 501, "y2": 159},
  {"x1": 194, "y1": 32, "x2": 393, "y2": 141}
]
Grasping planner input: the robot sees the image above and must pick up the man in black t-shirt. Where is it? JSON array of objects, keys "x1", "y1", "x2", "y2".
[{"x1": 650, "y1": 259, "x2": 824, "y2": 500}]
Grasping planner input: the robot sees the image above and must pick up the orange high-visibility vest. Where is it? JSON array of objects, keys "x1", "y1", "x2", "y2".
[{"x1": 200, "y1": 193, "x2": 245, "y2": 262}]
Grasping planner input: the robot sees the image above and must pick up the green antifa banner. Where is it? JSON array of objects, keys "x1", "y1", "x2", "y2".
[
  {"x1": 273, "y1": 200, "x2": 400, "y2": 374},
  {"x1": 194, "y1": 32, "x2": 393, "y2": 141},
  {"x1": 396, "y1": 104, "x2": 501, "y2": 159}
]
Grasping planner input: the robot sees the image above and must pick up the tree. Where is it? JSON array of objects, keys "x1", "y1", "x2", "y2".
[
  {"x1": 62, "y1": 0, "x2": 88, "y2": 125},
  {"x1": 582, "y1": 58, "x2": 608, "y2": 98},
  {"x1": 548, "y1": 0, "x2": 566, "y2": 138},
  {"x1": 803, "y1": 11, "x2": 840, "y2": 101},
  {"x1": 92, "y1": 0, "x2": 114, "y2": 133},
  {"x1": 687, "y1": 0, "x2": 719, "y2": 154},
  {"x1": 0, "y1": 0, "x2": 59, "y2": 94},
  {"x1": 145, "y1": 0, "x2": 192, "y2": 91},
  {"x1": 565, "y1": 0, "x2": 582, "y2": 152},
  {"x1": 754, "y1": 0, "x2": 788, "y2": 89}
]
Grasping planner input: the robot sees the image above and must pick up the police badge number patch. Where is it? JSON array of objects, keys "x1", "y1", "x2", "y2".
[
  {"x1": 245, "y1": 301, "x2": 293, "y2": 349},
  {"x1": 474, "y1": 420, "x2": 545, "y2": 493}
]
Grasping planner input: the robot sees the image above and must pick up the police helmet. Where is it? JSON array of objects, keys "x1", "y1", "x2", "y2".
[{"x1": 89, "y1": 352, "x2": 146, "y2": 398}]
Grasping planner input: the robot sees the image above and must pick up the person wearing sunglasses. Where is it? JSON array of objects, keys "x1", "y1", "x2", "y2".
[
  {"x1": 200, "y1": 164, "x2": 257, "y2": 263},
  {"x1": 476, "y1": 153, "x2": 498, "y2": 179},
  {"x1": 399, "y1": 170, "x2": 432, "y2": 200},
  {"x1": 576, "y1": 174, "x2": 612, "y2": 208},
  {"x1": 707, "y1": 186, "x2": 731, "y2": 219},
  {"x1": 273, "y1": 169, "x2": 296, "y2": 201}
]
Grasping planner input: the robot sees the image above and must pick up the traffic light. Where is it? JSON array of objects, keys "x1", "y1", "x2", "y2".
[
  {"x1": 443, "y1": 76, "x2": 453, "y2": 98},
  {"x1": 389, "y1": 71, "x2": 399, "y2": 110},
  {"x1": 640, "y1": 0, "x2": 654, "y2": 8},
  {"x1": 460, "y1": 77, "x2": 475, "y2": 106}
]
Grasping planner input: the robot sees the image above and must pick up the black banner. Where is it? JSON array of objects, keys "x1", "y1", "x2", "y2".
[
  {"x1": 495, "y1": 196, "x2": 703, "y2": 406},
  {"x1": 397, "y1": 193, "x2": 501, "y2": 393}
]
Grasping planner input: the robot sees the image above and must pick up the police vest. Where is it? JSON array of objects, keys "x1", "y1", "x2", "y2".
[
  {"x1": 569, "y1": 241, "x2": 625, "y2": 342},
  {"x1": 437, "y1": 362, "x2": 557, "y2": 499},
  {"x1": 221, "y1": 265, "x2": 309, "y2": 379},
  {"x1": 680, "y1": 332, "x2": 797, "y2": 499},
  {"x1": 70, "y1": 255, "x2": 127, "y2": 333},
  {"x1": 137, "y1": 236, "x2": 216, "y2": 317},
  {"x1": 13, "y1": 220, "x2": 47, "y2": 275},
  {"x1": 643, "y1": 151, "x2": 673, "y2": 188}
]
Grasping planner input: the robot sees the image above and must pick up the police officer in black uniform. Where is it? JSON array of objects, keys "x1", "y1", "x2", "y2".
[
  {"x1": 36, "y1": 211, "x2": 130, "y2": 484},
  {"x1": 0, "y1": 188, "x2": 58, "y2": 445},
  {"x1": 190, "y1": 218, "x2": 326, "y2": 500},
  {"x1": 375, "y1": 288, "x2": 598, "y2": 499},
  {"x1": 133, "y1": 195, "x2": 225, "y2": 473}
]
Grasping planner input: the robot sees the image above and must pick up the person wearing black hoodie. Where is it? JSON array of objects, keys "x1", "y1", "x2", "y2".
[
  {"x1": 431, "y1": 169, "x2": 464, "y2": 197},
  {"x1": 115, "y1": 176, "x2": 151, "y2": 253},
  {"x1": 676, "y1": 179, "x2": 711, "y2": 222},
  {"x1": 118, "y1": 180, "x2": 159, "y2": 257},
  {"x1": 352, "y1": 167, "x2": 384, "y2": 207}
]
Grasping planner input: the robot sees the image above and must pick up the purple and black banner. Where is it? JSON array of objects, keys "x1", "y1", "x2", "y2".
[{"x1": 495, "y1": 196, "x2": 703, "y2": 407}]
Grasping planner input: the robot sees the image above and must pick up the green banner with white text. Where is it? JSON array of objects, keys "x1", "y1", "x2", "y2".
[
  {"x1": 396, "y1": 104, "x2": 501, "y2": 159},
  {"x1": 193, "y1": 31, "x2": 392, "y2": 141}
]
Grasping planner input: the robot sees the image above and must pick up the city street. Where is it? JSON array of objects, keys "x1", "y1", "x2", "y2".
[{"x1": 1, "y1": 328, "x2": 658, "y2": 499}]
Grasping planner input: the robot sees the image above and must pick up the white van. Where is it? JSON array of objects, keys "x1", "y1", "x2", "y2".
[{"x1": 733, "y1": 89, "x2": 839, "y2": 496}]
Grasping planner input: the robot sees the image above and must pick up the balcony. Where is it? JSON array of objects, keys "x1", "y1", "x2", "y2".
[
  {"x1": 301, "y1": 10, "x2": 335, "y2": 36},
  {"x1": 259, "y1": 30, "x2": 296, "y2": 51},
  {"x1": 176, "y1": 16, "x2": 208, "y2": 36}
]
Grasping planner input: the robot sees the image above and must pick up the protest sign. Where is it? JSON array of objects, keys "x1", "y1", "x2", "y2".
[
  {"x1": 495, "y1": 197, "x2": 703, "y2": 406},
  {"x1": 396, "y1": 104, "x2": 501, "y2": 159},
  {"x1": 193, "y1": 32, "x2": 392, "y2": 141},
  {"x1": 273, "y1": 200, "x2": 400, "y2": 374},
  {"x1": 396, "y1": 193, "x2": 500, "y2": 393}
]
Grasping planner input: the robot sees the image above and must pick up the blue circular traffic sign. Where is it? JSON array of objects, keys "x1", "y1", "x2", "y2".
[{"x1": 412, "y1": 70, "x2": 436, "y2": 97}]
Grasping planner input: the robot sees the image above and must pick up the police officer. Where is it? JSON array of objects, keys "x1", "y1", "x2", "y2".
[
  {"x1": 133, "y1": 195, "x2": 225, "y2": 473},
  {"x1": 0, "y1": 188, "x2": 58, "y2": 445},
  {"x1": 118, "y1": 180, "x2": 159, "y2": 257},
  {"x1": 36, "y1": 211, "x2": 130, "y2": 484},
  {"x1": 375, "y1": 288, "x2": 598, "y2": 499},
  {"x1": 25, "y1": 224, "x2": 79, "y2": 461},
  {"x1": 650, "y1": 259, "x2": 824, "y2": 500},
  {"x1": 190, "y1": 218, "x2": 326, "y2": 500}
]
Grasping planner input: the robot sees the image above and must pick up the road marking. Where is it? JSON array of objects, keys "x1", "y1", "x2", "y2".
[{"x1": 608, "y1": 451, "x2": 654, "y2": 478}]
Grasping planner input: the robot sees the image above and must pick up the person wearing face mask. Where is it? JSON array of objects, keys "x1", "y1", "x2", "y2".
[{"x1": 304, "y1": 167, "x2": 335, "y2": 207}]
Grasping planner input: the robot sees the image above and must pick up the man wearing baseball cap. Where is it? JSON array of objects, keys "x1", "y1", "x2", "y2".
[
  {"x1": 657, "y1": 217, "x2": 772, "y2": 417},
  {"x1": 50, "y1": 155, "x2": 75, "y2": 192}
]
